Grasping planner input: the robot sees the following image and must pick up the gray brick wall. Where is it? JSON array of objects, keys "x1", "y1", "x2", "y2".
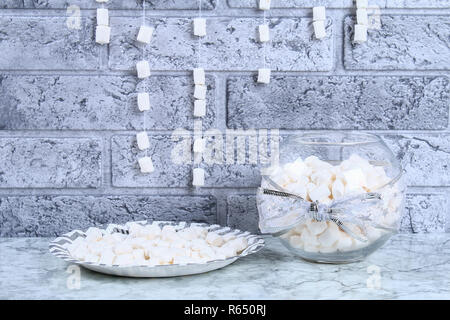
[{"x1": 0, "y1": 0, "x2": 449, "y2": 236}]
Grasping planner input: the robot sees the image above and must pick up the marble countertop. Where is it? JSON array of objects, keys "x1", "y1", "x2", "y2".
[{"x1": 1, "y1": 234, "x2": 449, "y2": 299}]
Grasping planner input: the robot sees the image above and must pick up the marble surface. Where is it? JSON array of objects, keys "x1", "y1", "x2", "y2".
[{"x1": 1, "y1": 234, "x2": 449, "y2": 300}]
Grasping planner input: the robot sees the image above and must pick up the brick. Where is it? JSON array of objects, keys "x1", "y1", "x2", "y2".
[
  {"x1": 227, "y1": 193, "x2": 448, "y2": 234},
  {"x1": 1, "y1": 0, "x2": 216, "y2": 9},
  {"x1": 400, "y1": 194, "x2": 448, "y2": 233},
  {"x1": 344, "y1": 16, "x2": 450, "y2": 70},
  {"x1": 0, "y1": 195, "x2": 217, "y2": 236},
  {"x1": 109, "y1": 17, "x2": 333, "y2": 71},
  {"x1": 227, "y1": 0, "x2": 449, "y2": 8},
  {"x1": 112, "y1": 131, "x2": 279, "y2": 188},
  {"x1": 0, "y1": 75, "x2": 215, "y2": 130},
  {"x1": 383, "y1": 135, "x2": 450, "y2": 187},
  {"x1": 0, "y1": 138, "x2": 101, "y2": 188},
  {"x1": 386, "y1": 1, "x2": 450, "y2": 8},
  {"x1": 227, "y1": 76, "x2": 449, "y2": 130},
  {"x1": 0, "y1": 17, "x2": 99, "y2": 70}
]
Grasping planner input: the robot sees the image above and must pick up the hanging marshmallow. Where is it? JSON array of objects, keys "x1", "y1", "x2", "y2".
[
  {"x1": 194, "y1": 100, "x2": 206, "y2": 117},
  {"x1": 192, "y1": 168, "x2": 205, "y2": 186},
  {"x1": 137, "y1": 92, "x2": 150, "y2": 111},
  {"x1": 193, "y1": 138, "x2": 205, "y2": 153},
  {"x1": 356, "y1": 0, "x2": 368, "y2": 8},
  {"x1": 95, "y1": 25, "x2": 111, "y2": 44},
  {"x1": 353, "y1": 24, "x2": 367, "y2": 43},
  {"x1": 312, "y1": 6, "x2": 326, "y2": 21},
  {"x1": 136, "y1": 131, "x2": 150, "y2": 150},
  {"x1": 136, "y1": 60, "x2": 151, "y2": 78},
  {"x1": 258, "y1": 24, "x2": 270, "y2": 43},
  {"x1": 193, "y1": 18, "x2": 206, "y2": 37},
  {"x1": 257, "y1": 68, "x2": 271, "y2": 84},
  {"x1": 96, "y1": 0, "x2": 108, "y2": 2},
  {"x1": 259, "y1": 0, "x2": 271, "y2": 10},
  {"x1": 138, "y1": 156, "x2": 154, "y2": 173},
  {"x1": 97, "y1": 8, "x2": 109, "y2": 26},
  {"x1": 194, "y1": 85, "x2": 207, "y2": 100},
  {"x1": 313, "y1": 20, "x2": 326, "y2": 39},
  {"x1": 137, "y1": 25, "x2": 154, "y2": 44},
  {"x1": 356, "y1": 8, "x2": 368, "y2": 25},
  {"x1": 193, "y1": 68, "x2": 205, "y2": 85}
]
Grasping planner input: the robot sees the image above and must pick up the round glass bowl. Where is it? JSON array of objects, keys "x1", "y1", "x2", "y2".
[{"x1": 257, "y1": 132, "x2": 405, "y2": 263}]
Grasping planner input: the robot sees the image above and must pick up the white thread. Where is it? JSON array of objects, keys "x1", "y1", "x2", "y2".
[
  {"x1": 263, "y1": 10, "x2": 268, "y2": 69},
  {"x1": 195, "y1": 0, "x2": 203, "y2": 171},
  {"x1": 142, "y1": 0, "x2": 147, "y2": 156}
]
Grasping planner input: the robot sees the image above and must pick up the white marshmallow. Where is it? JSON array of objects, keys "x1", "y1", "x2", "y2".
[
  {"x1": 193, "y1": 68, "x2": 206, "y2": 85},
  {"x1": 96, "y1": 8, "x2": 109, "y2": 26},
  {"x1": 95, "y1": 25, "x2": 111, "y2": 44},
  {"x1": 355, "y1": 0, "x2": 368, "y2": 8},
  {"x1": 289, "y1": 235, "x2": 303, "y2": 249},
  {"x1": 137, "y1": 25, "x2": 154, "y2": 44},
  {"x1": 115, "y1": 253, "x2": 134, "y2": 266},
  {"x1": 308, "y1": 184, "x2": 331, "y2": 203},
  {"x1": 336, "y1": 232, "x2": 353, "y2": 251},
  {"x1": 332, "y1": 179, "x2": 345, "y2": 199},
  {"x1": 194, "y1": 99, "x2": 206, "y2": 117},
  {"x1": 227, "y1": 237, "x2": 248, "y2": 252},
  {"x1": 192, "y1": 168, "x2": 205, "y2": 186},
  {"x1": 132, "y1": 248, "x2": 146, "y2": 261},
  {"x1": 99, "y1": 249, "x2": 116, "y2": 265},
  {"x1": 136, "y1": 131, "x2": 150, "y2": 150},
  {"x1": 128, "y1": 222, "x2": 145, "y2": 237},
  {"x1": 70, "y1": 245, "x2": 89, "y2": 261},
  {"x1": 219, "y1": 244, "x2": 238, "y2": 258},
  {"x1": 144, "y1": 224, "x2": 161, "y2": 239},
  {"x1": 306, "y1": 220, "x2": 328, "y2": 236},
  {"x1": 85, "y1": 253, "x2": 100, "y2": 263},
  {"x1": 313, "y1": 20, "x2": 326, "y2": 39},
  {"x1": 193, "y1": 138, "x2": 205, "y2": 153},
  {"x1": 114, "y1": 243, "x2": 133, "y2": 255},
  {"x1": 137, "y1": 92, "x2": 150, "y2": 111},
  {"x1": 193, "y1": 18, "x2": 206, "y2": 37},
  {"x1": 300, "y1": 228, "x2": 319, "y2": 247},
  {"x1": 85, "y1": 227, "x2": 103, "y2": 242},
  {"x1": 87, "y1": 242, "x2": 104, "y2": 255},
  {"x1": 356, "y1": 8, "x2": 369, "y2": 25},
  {"x1": 353, "y1": 24, "x2": 367, "y2": 43},
  {"x1": 257, "y1": 68, "x2": 271, "y2": 84},
  {"x1": 343, "y1": 168, "x2": 366, "y2": 190},
  {"x1": 96, "y1": 0, "x2": 108, "y2": 2},
  {"x1": 258, "y1": 24, "x2": 270, "y2": 42},
  {"x1": 317, "y1": 222, "x2": 340, "y2": 248},
  {"x1": 206, "y1": 232, "x2": 224, "y2": 247},
  {"x1": 138, "y1": 156, "x2": 154, "y2": 173},
  {"x1": 313, "y1": 6, "x2": 326, "y2": 21},
  {"x1": 194, "y1": 85, "x2": 207, "y2": 100},
  {"x1": 259, "y1": 0, "x2": 271, "y2": 10},
  {"x1": 136, "y1": 60, "x2": 151, "y2": 78}
]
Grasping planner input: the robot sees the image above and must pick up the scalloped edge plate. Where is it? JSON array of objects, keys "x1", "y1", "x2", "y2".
[{"x1": 49, "y1": 221, "x2": 265, "y2": 278}]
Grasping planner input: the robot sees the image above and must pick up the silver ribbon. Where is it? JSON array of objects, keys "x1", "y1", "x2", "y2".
[{"x1": 257, "y1": 170, "x2": 404, "y2": 241}]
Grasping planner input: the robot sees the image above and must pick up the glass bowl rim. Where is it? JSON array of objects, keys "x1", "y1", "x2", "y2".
[{"x1": 289, "y1": 131, "x2": 383, "y2": 146}]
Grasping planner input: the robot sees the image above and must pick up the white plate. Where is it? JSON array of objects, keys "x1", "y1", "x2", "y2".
[{"x1": 49, "y1": 221, "x2": 265, "y2": 278}]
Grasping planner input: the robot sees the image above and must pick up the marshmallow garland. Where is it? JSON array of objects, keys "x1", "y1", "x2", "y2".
[
  {"x1": 354, "y1": 0, "x2": 369, "y2": 43},
  {"x1": 191, "y1": 0, "x2": 207, "y2": 187},
  {"x1": 136, "y1": 0, "x2": 154, "y2": 174},
  {"x1": 312, "y1": 6, "x2": 327, "y2": 40},
  {"x1": 95, "y1": 1, "x2": 110, "y2": 44},
  {"x1": 257, "y1": 3, "x2": 271, "y2": 84}
]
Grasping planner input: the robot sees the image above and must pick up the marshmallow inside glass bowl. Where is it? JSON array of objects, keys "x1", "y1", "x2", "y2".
[{"x1": 257, "y1": 132, "x2": 405, "y2": 263}]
